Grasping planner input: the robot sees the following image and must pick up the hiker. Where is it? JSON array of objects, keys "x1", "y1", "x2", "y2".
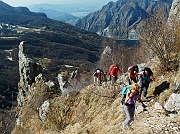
[
  {"x1": 138, "y1": 67, "x2": 155, "y2": 98},
  {"x1": 93, "y1": 68, "x2": 104, "y2": 86},
  {"x1": 128, "y1": 65, "x2": 139, "y2": 85},
  {"x1": 110, "y1": 64, "x2": 120, "y2": 85},
  {"x1": 122, "y1": 83, "x2": 146, "y2": 128},
  {"x1": 108, "y1": 64, "x2": 116, "y2": 81}
]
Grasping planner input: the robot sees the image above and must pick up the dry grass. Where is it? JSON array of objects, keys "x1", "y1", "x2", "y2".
[{"x1": 12, "y1": 58, "x2": 180, "y2": 134}]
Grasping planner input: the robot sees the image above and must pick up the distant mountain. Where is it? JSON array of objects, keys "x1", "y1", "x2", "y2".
[
  {"x1": 0, "y1": 1, "x2": 47, "y2": 24},
  {"x1": 28, "y1": 7, "x2": 79, "y2": 22},
  {"x1": 28, "y1": 3, "x2": 102, "y2": 18},
  {"x1": 75, "y1": 0, "x2": 173, "y2": 39}
]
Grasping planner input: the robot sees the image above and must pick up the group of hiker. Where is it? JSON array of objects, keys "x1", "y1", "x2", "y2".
[
  {"x1": 93, "y1": 64, "x2": 120, "y2": 86},
  {"x1": 93, "y1": 64, "x2": 155, "y2": 129}
]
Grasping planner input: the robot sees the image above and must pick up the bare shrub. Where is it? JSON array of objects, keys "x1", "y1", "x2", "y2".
[
  {"x1": 99, "y1": 41, "x2": 147, "y2": 73},
  {"x1": 139, "y1": 8, "x2": 180, "y2": 71}
]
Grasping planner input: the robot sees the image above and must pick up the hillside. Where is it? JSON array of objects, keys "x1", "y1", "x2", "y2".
[
  {"x1": 0, "y1": 1, "x2": 46, "y2": 24},
  {"x1": 1, "y1": 1, "x2": 179, "y2": 133},
  {"x1": 0, "y1": 1, "x2": 107, "y2": 109},
  {"x1": 75, "y1": 0, "x2": 172, "y2": 39},
  {"x1": 11, "y1": 42, "x2": 180, "y2": 134}
]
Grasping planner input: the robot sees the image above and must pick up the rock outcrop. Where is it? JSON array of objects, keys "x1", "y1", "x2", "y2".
[
  {"x1": 76, "y1": 0, "x2": 172, "y2": 39},
  {"x1": 57, "y1": 69, "x2": 78, "y2": 95},
  {"x1": 168, "y1": 0, "x2": 180, "y2": 20},
  {"x1": 16, "y1": 41, "x2": 42, "y2": 124},
  {"x1": 164, "y1": 93, "x2": 180, "y2": 113},
  {"x1": 38, "y1": 100, "x2": 50, "y2": 122},
  {"x1": 16, "y1": 41, "x2": 80, "y2": 127}
]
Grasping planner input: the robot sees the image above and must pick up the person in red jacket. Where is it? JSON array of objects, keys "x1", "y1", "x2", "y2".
[
  {"x1": 108, "y1": 64, "x2": 116, "y2": 81},
  {"x1": 110, "y1": 64, "x2": 120, "y2": 85}
]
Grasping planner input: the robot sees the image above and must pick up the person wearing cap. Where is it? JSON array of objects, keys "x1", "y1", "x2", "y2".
[
  {"x1": 122, "y1": 83, "x2": 146, "y2": 128},
  {"x1": 93, "y1": 68, "x2": 104, "y2": 86}
]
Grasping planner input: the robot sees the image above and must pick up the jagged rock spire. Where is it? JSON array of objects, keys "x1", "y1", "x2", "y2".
[{"x1": 16, "y1": 41, "x2": 42, "y2": 124}]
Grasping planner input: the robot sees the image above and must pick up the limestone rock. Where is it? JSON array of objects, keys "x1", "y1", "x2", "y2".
[
  {"x1": 154, "y1": 102, "x2": 163, "y2": 110},
  {"x1": 18, "y1": 41, "x2": 41, "y2": 92},
  {"x1": 35, "y1": 73, "x2": 44, "y2": 84},
  {"x1": 57, "y1": 69, "x2": 78, "y2": 95},
  {"x1": 45, "y1": 80, "x2": 59, "y2": 94},
  {"x1": 174, "y1": 83, "x2": 180, "y2": 94},
  {"x1": 16, "y1": 41, "x2": 42, "y2": 125},
  {"x1": 38, "y1": 100, "x2": 50, "y2": 122},
  {"x1": 164, "y1": 93, "x2": 180, "y2": 113},
  {"x1": 57, "y1": 72, "x2": 68, "y2": 94},
  {"x1": 168, "y1": 0, "x2": 180, "y2": 20}
]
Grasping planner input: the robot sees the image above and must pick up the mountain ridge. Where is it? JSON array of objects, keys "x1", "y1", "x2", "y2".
[
  {"x1": 0, "y1": 1, "x2": 45, "y2": 16},
  {"x1": 76, "y1": 0, "x2": 172, "y2": 39}
]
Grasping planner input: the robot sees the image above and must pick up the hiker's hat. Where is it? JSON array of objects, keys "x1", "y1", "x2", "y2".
[
  {"x1": 128, "y1": 66, "x2": 133, "y2": 71},
  {"x1": 96, "y1": 70, "x2": 100, "y2": 73}
]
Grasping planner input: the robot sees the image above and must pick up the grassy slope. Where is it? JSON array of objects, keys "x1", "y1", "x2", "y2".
[{"x1": 12, "y1": 58, "x2": 180, "y2": 134}]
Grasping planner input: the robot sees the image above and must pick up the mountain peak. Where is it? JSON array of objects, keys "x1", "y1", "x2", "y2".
[{"x1": 76, "y1": 0, "x2": 172, "y2": 39}]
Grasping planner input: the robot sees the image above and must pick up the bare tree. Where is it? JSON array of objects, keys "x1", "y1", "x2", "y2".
[
  {"x1": 100, "y1": 40, "x2": 146, "y2": 73},
  {"x1": 139, "y1": 8, "x2": 180, "y2": 71}
]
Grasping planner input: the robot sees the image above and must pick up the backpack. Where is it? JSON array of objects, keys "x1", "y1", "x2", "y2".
[
  {"x1": 109, "y1": 64, "x2": 115, "y2": 72},
  {"x1": 121, "y1": 85, "x2": 131, "y2": 105}
]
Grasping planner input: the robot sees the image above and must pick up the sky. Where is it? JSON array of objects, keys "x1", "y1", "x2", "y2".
[{"x1": 1, "y1": 0, "x2": 117, "y2": 7}]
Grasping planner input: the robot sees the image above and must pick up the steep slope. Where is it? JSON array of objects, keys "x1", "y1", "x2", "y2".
[
  {"x1": 11, "y1": 48, "x2": 180, "y2": 133},
  {"x1": 75, "y1": 0, "x2": 172, "y2": 39}
]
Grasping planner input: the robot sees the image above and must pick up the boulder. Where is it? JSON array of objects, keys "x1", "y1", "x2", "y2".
[
  {"x1": 164, "y1": 93, "x2": 180, "y2": 113},
  {"x1": 154, "y1": 102, "x2": 163, "y2": 110}
]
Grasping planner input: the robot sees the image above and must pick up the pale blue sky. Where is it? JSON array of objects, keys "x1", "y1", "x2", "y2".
[{"x1": 2, "y1": 0, "x2": 117, "y2": 7}]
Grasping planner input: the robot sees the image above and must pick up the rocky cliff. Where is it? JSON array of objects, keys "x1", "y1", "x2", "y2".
[
  {"x1": 11, "y1": 41, "x2": 180, "y2": 134},
  {"x1": 75, "y1": 0, "x2": 172, "y2": 39}
]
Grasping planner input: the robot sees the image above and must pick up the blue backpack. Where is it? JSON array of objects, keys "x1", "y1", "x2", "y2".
[{"x1": 121, "y1": 85, "x2": 131, "y2": 105}]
